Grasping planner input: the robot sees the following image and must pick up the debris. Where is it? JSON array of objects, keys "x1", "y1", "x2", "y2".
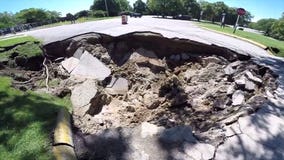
[
  {"x1": 245, "y1": 70, "x2": 263, "y2": 84},
  {"x1": 61, "y1": 57, "x2": 80, "y2": 73},
  {"x1": 71, "y1": 51, "x2": 111, "y2": 80},
  {"x1": 232, "y1": 90, "x2": 245, "y2": 106},
  {"x1": 105, "y1": 77, "x2": 128, "y2": 95}
]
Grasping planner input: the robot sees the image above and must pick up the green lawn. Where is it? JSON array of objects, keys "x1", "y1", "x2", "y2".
[
  {"x1": 0, "y1": 36, "x2": 39, "y2": 48},
  {"x1": 197, "y1": 22, "x2": 284, "y2": 57},
  {"x1": 0, "y1": 36, "x2": 42, "y2": 61},
  {"x1": 0, "y1": 77, "x2": 71, "y2": 159}
]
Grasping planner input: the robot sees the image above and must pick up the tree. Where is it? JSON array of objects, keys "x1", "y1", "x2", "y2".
[
  {"x1": 253, "y1": 18, "x2": 277, "y2": 35},
  {"x1": 200, "y1": 1, "x2": 215, "y2": 22},
  {"x1": 134, "y1": 0, "x2": 147, "y2": 13},
  {"x1": 90, "y1": 0, "x2": 130, "y2": 16},
  {"x1": 15, "y1": 8, "x2": 49, "y2": 23},
  {"x1": 281, "y1": 12, "x2": 284, "y2": 20},
  {"x1": 117, "y1": 0, "x2": 131, "y2": 11},
  {"x1": 75, "y1": 10, "x2": 91, "y2": 18},
  {"x1": 166, "y1": 0, "x2": 183, "y2": 16},
  {"x1": 271, "y1": 20, "x2": 284, "y2": 40},
  {"x1": 181, "y1": 0, "x2": 201, "y2": 18},
  {"x1": 46, "y1": 11, "x2": 61, "y2": 22},
  {"x1": 212, "y1": 1, "x2": 228, "y2": 22},
  {"x1": 145, "y1": 0, "x2": 183, "y2": 17},
  {"x1": 146, "y1": 0, "x2": 159, "y2": 14},
  {"x1": 0, "y1": 12, "x2": 17, "y2": 29}
]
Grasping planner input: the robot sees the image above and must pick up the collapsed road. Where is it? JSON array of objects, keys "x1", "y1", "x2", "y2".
[{"x1": 2, "y1": 28, "x2": 284, "y2": 160}]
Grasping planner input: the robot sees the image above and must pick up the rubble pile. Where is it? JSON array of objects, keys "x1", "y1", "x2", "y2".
[
  {"x1": 1, "y1": 33, "x2": 278, "y2": 146},
  {"x1": 58, "y1": 38, "x2": 277, "y2": 141}
]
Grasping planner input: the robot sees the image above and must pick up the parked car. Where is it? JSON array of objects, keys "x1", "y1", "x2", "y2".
[
  {"x1": 130, "y1": 12, "x2": 142, "y2": 18},
  {"x1": 120, "y1": 11, "x2": 131, "y2": 16},
  {"x1": 174, "y1": 14, "x2": 191, "y2": 20}
]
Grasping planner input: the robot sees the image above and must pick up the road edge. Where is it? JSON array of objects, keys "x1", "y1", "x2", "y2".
[{"x1": 199, "y1": 26, "x2": 274, "y2": 55}]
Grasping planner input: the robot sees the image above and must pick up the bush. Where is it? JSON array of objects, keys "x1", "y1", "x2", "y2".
[{"x1": 92, "y1": 10, "x2": 107, "y2": 17}]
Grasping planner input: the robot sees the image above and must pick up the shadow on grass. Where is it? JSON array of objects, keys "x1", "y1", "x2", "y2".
[{"x1": 0, "y1": 79, "x2": 68, "y2": 159}]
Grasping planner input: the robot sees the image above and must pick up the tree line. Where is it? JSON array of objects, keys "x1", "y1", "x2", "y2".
[
  {"x1": 0, "y1": 0, "x2": 283, "y2": 41},
  {"x1": 91, "y1": 0, "x2": 253, "y2": 25},
  {"x1": 248, "y1": 13, "x2": 284, "y2": 40}
]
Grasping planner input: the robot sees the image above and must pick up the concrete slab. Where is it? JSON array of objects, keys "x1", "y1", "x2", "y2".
[
  {"x1": 61, "y1": 57, "x2": 80, "y2": 73},
  {"x1": 238, "y1": 113, "x2": 284, "y2": 150},
  {"x1": 215, "y1": 134, "x2": 274, "y2": 160},
  {"x1": 71, "y1": 79, "x2": 97, "y2": 108},
  {"x1": 71, "y1": 51, "x2": 111, "y2": 80},
  {"x1": 105, "y1": 77, "x2": 128, "y2": 95},
  {"x1": 73, "y1": 47, "x2": 84, "y2": 59}
]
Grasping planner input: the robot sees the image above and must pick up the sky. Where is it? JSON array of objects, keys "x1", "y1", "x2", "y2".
[{"x1": 0, "y1": 0, "x2": 283, "y2": 22}]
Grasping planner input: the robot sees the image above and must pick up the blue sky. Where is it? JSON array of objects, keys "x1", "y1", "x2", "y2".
[{"x1": 0, "y1": 0, "x2": 283, "y2": 22}]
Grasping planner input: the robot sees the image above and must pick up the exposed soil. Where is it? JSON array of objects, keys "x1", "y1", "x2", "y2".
[
  {"x1": 0, "y1": 32, "x2": 279, "y2": 150},
  {"x1": 71, "y1": 41, "x2": 277, "y2": 144}
]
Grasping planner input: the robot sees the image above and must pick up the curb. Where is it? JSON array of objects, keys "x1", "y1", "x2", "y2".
[
  {"x1": 199, "y1": 26, "x2": 274, "y2": 55},
  {"x1": 53, "y1": 108, "x2": 77, "y2": 160}
]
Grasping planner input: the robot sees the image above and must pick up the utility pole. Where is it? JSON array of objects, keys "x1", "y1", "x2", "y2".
[{"x1": 104, "y1": 0, "x2": 109, "y2": 17}]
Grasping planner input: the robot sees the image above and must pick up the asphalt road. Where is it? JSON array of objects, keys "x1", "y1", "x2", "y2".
[
  {"x1": 24, "y1": 16, "x2": 273, "y2": 59},
  {"x1": 26, "y1": 16, "x2": 284, "y2": 160}
]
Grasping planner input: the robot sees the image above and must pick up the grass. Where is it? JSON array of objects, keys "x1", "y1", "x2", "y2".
[
  {"x1": 0, "y1": 36, "x2": 39, "y2": 48},
  {"x1": 196, "y1": 22, "x2": 284, "y2": 57},
  {"x1": 0, "y1": 36, "x2": 42, "y2": 61},
  {"x1": 0, "y1": 77, "x2": 71, "y2": 160}
]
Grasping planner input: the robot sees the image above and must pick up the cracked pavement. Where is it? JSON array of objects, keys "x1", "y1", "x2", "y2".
[{"x1": 23, "y1": 16, "x2": 284, "y2": 159}]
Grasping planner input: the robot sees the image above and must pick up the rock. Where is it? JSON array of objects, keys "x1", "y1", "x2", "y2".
[
  {"x1": 232, "y1": 90, "x2": 245, "y2": 106},
  {"x1": 61, "y1": 57, "x2": 80, "y2": 73},
  {"x1": 215, "y1": 134, "x2": 274, "y2": 160},
  {"x1": 71, "y1": 79, "x2": 97, "y2": 108},
  {"x1": 159, "y1": 126, "x2": 196, "y2": 143},
  {"x1": 140, "y1": 122, "x2": 163, "y2": 138},
  {"x1": 213, "y1": 98, "x2": 226, "y2": 110},
  {"x1": 143, "y1": 93, "x2": 160, "y2": 109},
  {"x1": 202, "y1": 56, "x2": 221, "y2": 66},
  {"x1": 105, "y1": 77, "x2": 128, "y2": 95},
  {"x1": 235, "y1": 76, "x2": 246, "y2": 87},
  {"x1": 245, "y1": 71, "x2": 262, "y2": 84},
  {"x1": 73, "y1": 47, "x2": 84, "y2": 59},
  {"x1": 229, "y1": 61, "x2": 242, "y2": 68},
  {"x1": 147, "y1": 100, "x2": 161, "y2": 109},
  {"x1": 86, "y1": 91, "x2": 112, "y2": 116},
  {"x1": 224, "y1": 61, "x2": 242, "y2": 75},
  {"x1": 136, "y1": 48, "x2": 157, "y2": 58},
  {"x1": 245, "y1": 79, "x2": 256, "y2": 91},
  {"x1": 54, "y1": 88, "x2": 71, "y2": 98},
  {"x1": 181, "y1": 53, "x2": 190, "y2": 60},
  {"x1": 224, "y1": 65, "x2": 235, "y2": 75},
  {"x1": 101, "y1": 55, "x2": 111, "y2": 65},
  {"x1": 66, "y1": 40, "x2": 81, "y2": 57},
  {"x1": 71, "y1": 51, "x2": 111, "y2": 80},
  {"x1": 238, "y1": 113, "x2": 284, "y2": 150},
  {"x1": 227, "y1": 85, "x2": 235, "y2": 95},
  {"x1": 184, "y1": 143, "x2": 215, "y2": 160},
  {"x1": 126, "y1": 106, "x2": 136, "y2": 112}
]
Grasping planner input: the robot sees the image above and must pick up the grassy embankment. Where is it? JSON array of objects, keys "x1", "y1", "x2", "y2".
[
  {"x1": 0, "y1": 36, "x2": 42, "y2": 60},
  {"x1": 0, "y1": 36, "x2": 71, "y2": 159},
  {"x1": 197, "y1": 22, "x2": 284, "y2": 57}
]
